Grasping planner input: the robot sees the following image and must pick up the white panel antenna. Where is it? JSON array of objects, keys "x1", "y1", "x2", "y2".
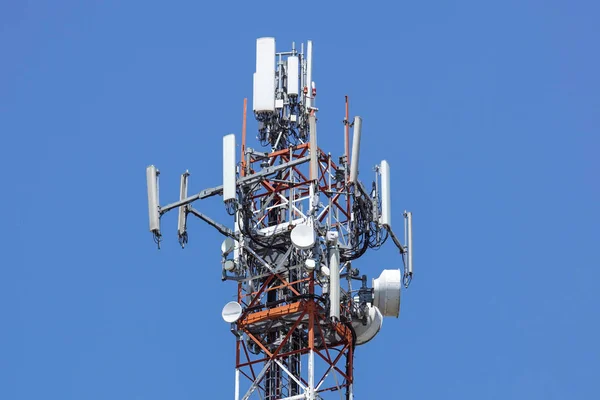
[
  {"x1": 146, "y1": 165, "x2": 160, "y2": 235},
  {"x1": 328, "y1": 231, "x2": 340, "y2": 320},
  {"x1": 287, "y1": 56, "x2": 299, "y2": 96},
  {"x1": 223, "y1": 134, "x2": 236, "y2": 202},
  {"x1": 349, "y1": 116, "x2": 362, "y2": 183},
  {"x1": 380, "y1": 160, "x2": 391, "y2": 227},
  {"x1": 177, "y1": 170, "x2": 189, "y2": 245},
  {"x1": 305, "y1": 40, "x2": 313, "y2": 110},
  {"x1": 309, "y1": 114, "x2": 318, "y2": 181},
  {"x1": 253, "y1": 37, "x2": 275, "y2": 112}
]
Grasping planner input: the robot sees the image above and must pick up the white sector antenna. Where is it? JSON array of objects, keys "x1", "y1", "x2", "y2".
[
  {"x1": 287, "y1": 56, "x2": 299, "y2": 96},
  {"x1": 146, "y1": 165, "x2": 160, "y2": 234},
  {"x1": 223, "y1": 134, "x2": 236, "y2": 202},
  {"x1": 253, "y1": 37, "x2": 275, "y2": 112},
  {"x1": 309, "y1": 114, "x2": 318, "y2": 181},
  {"x1": 373, "y1": 269, "x2": 401, "y2": 317},
  {"x1": 222, "y1": 301, "x2": 243, "y2": 323},
  {"x1": 349, "y1": 116, "x2": 362, "y2": 183}
]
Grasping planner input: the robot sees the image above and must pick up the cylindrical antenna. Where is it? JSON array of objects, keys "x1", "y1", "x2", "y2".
[
  {"x1": 344, "y1": 96, "x2": 350, "y2": 169},
  {"x1": 178, "y1": 170, "x2": 189, "y2": 245},
  {"x1": 146, "y1": 165, "x2": 160, "y2": 235},
  {"x1": 406, "y1": 211, "x2": 413, "y2": 276},
  {"x1": 349, "y1": 116, "x2": 362, "y2": 184},
  {"x1": 380, "y1": 160, "x2": 391, "y2": 227},
  {"x1": 345, "y1": 96, "x2": 350, "y2": 212},
  {"x1": 305, "y1": 40, "x2": 313, "y2": 111}
]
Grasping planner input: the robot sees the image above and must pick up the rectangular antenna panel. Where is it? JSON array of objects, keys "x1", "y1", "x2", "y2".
[
  {"x1": 380, "y1": 160, "x2": 391, "y2": 227},
  {"x1": 349, "y1": 116, "x2": 362, "y2": 183},
  {"x1": 256, "y1": 37, "x2": 275, "y2": 74},
  {"x1": 287, "y1": 56, "x2": 299, "y2": 96},
  {"x1": 178, "y1": 172, "x2": 189, "y2": 236},
  {"x1": 146, "y1": 165, "x2": 160, "y2": 233},
  {"x1": 253, "y1": 38, "x2": 275, "y2": 112},
  {"x1": 223, "y1": 134, "x2": 236, "y2": 202},
  {"x1": 253, "y1": 72, "x2": 275, "y2": 112}
]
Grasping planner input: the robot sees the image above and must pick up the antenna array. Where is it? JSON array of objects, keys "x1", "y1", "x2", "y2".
[{"x1": 146, "y1": 37, "x2": 414, "y2": 400}]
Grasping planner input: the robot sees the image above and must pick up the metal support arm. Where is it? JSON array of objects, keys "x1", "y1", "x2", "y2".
[
  {"x1": 385, "y1": 226, "x2": 405, "y2": 255},
  {"x1": 188, "y1": 207, "x2": 235, "y2": 238}
]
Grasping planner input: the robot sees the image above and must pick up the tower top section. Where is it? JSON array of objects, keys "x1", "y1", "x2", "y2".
[{"x1": 253, "y1": 38, "x2": 316, "y2": 151}]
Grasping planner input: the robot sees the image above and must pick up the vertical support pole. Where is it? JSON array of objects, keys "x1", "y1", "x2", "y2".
[
  {"x1": 343, "y1": 327, "x2": 354, "y2": 400},
  {"x1": 308, "y1": 349, "x2": 315, "y2": 400},
  {"x1": 235, "y1": 368, "x2": 240, "y2": 400},
  {"x1": 289, "y1": 147, "x2": 294, "y2": 222},
  {"x1": 235, "y1": 287, "x2": 241, "y2": 400},
  {"x1": 307, "y1": 273, "x2": 315, "y2": 400},
  {"x1": 328, "y1": 153, "x2": 332, "y2": 228}
]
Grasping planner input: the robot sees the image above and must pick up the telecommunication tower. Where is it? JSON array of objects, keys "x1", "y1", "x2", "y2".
[{"x1": 146, "y1": 37, "x2": 414, "y2": 400}]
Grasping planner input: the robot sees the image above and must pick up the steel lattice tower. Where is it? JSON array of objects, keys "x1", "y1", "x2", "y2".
[{"x1": 146, "y1": 37, "x2": 414, "y2": 400}]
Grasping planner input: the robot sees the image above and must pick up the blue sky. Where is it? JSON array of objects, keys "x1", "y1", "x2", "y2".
[{"x1": 1, "y1": 1, "x2": 598, "y2": 399}]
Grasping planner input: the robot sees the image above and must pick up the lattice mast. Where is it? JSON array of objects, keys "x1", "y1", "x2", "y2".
[{"x1": 146, "y1": 37, "x2": 414, "y2": 400}]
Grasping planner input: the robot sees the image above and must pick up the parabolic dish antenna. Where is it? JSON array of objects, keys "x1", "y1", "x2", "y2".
[
  {"x1": 224, "y1": 260, "x2": 236, "y2": 271},
  {"x1": 221, "y1": 301, "x2": 243, "y2": 323},
  {"x1": 221, "y1": 237, "x2": 236, "y2": 255},
  {"x1": 290, "y1": 224, "x2": 315, "y2": 250},
  {"x1": 352, "y1": 304, "x2": 383, "y2": 345},
  {"x1": 373, "y1": 269, "x2": 401, "y2": 318}
]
